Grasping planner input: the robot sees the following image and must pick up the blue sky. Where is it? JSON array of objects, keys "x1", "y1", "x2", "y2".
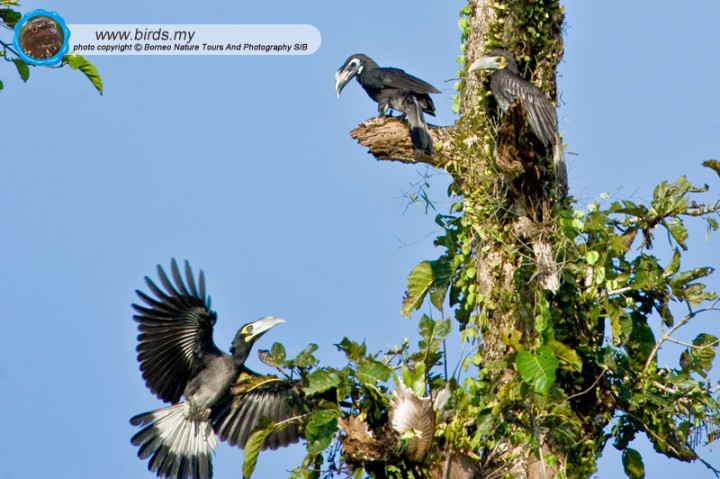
[{"x1": 1, "y1": 1, "x2": 718, "y2": 478}]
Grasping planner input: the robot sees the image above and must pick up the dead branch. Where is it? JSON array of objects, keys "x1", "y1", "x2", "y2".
[{"x1": 350, "y1": 117, "x2": 454, "y2": 168}]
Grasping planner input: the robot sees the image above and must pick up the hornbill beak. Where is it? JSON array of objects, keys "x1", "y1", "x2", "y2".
[
  {"x1": 245, "y1": 316, "x2": 285, "y2": 341},
  {"x1": 468, "y1": 55, "x2": 504, "y2": 72},
  {"x1": 335, "y1": 62, "x2": 359, "y2": 97}
]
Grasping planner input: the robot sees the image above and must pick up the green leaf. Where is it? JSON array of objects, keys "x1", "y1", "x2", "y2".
[
  {"x1": 682, "y1": 282, "x2": 718, "y2": 307},
  {"x1": 402, "y1": 261, "x2": 433, "y2": 317},
  {"x1": 429, "y1": 256, "x2": 453, "y2": 311},
  {"x1": 303, "y1": 369, "x2": 341, "y2": 396},
  {"x1": 631, "y1": 255, "x2": 663, "y2": 290},
  {"x1": 663, "y1": 248, "x2": 681, "y2": 276},
  {"x1": 305, "y1": 409, "x2": 338, "y2": 455},
  {"x1": 242, "y1": 417, "x2": 275, "y2": 479},
  {"x1": 271, "y1": 342, "x2": 286, "y2": 363},
  {"x1": 401, "y1": 363, "x2": 426, "y2": 397},
  {"x1": 669, "y1": 267, "x2": 717, "y2": 306},
  {"x1": 670, "y1": 266, "x2": 714, "y2": 287},
  {"x1": 357, "y1": 359, "x2": 392, "y2": 388},
  {"x1": 12, "y1": 59, "x2": 29, "y2": 82},
  {"x1": 607, "y1": 301, "x2": 624, "y2": 344},
  {"x1": 663, "y1": 217, "x2": 688, "y2": 250},
  {"x1": 515, "y1": 346, "x2": 558, "y2": 394},
  {"x1": 547, "y1": 339, "x2": 582, "y2": 372},
  {"x1": 679, "y1": 333, "x2": 718, "y2": 378},
  {"x1": 702, "y1": 159, "x2": 720, "y2": 179},
  {"x1": 621, "y1": 448, "x2": 645, "y2": 479},
  {"x1": 417, "y1": 315, "x2": 451, "y2": 370},
  {"x1": 627, "y1": 320, "x2": 656, "y2": 368},
  {"x1": 63, "y1": 54, "x2": 103, "y2": 94},
  {"x1": 258, "y1": 342, "x2": 286, "y2": 367},
  {"x1": 613, "y1": 415, "x2": 640, "y2": 451},
  {"x1": 419, "y1": 315, "x2": 452, "y2": 346},
  {"x1": 0, "y1": 80, "x2": 4, "y2": 92},
  {"x1": 0, "y1": 8, "x2": 21, "y2": 27},
  {"x1": 298, "y1": 454, "x2": 322, "y2": 479},
  {"x1": 585, "y1": 251, "x2": 600, "y2": 265},
  {"x1": 294, "y1": 343, "x2": 319, "y2": 368},
  {"x1": 335, "y1": 337, "x2": 367, "y2": 363},
  {"x1": 658, "y1": 304, "x2": 674, "y2": 328}
]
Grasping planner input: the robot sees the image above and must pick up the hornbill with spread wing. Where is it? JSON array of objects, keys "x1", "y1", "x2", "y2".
[
  {"x1": 469, "y1": 49, "x2": 568, "y2": 196},
  {"x1": 336, "y1": 53, "x2": 440, "y2": 155},
  {"x1": 129, "y1": 259, "x2": 301, "y2": 479}
]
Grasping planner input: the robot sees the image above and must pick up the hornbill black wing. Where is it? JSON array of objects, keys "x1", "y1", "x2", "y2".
[
  {"x1": 491, "y1": 69, "x2": 558, "y2": 147},
  {"x1": 211, "y1": 376, "x2": 303, "y2": 450},
  {"x1": 378, "y1": 67, "x2": 441, "y2": 95},
  {"x1": 133, "y1": 258, "x2": 221, "y2": 403}
]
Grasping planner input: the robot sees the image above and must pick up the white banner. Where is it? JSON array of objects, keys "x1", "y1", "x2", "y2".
[{"x1": 67, "y1": 24, "x2": 321, "y2": 55}]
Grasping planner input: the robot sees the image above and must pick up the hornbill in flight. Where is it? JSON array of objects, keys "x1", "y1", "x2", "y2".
[
  {"x1": 469, "y1": 49, "x2": 568, "y2": 196},
  {"x1": 130, "y1": 259, "x2": 301, "y2": 479},
  {"x1": 335, "y1": 53, "x2": 440, "y2": 155}
]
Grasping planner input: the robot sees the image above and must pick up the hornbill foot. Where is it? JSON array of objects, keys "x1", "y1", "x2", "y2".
[{"x1": 377, "y1": 111, "x2": 399, "y2": 119}]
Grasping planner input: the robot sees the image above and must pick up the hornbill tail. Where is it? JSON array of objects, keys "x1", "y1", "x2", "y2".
[
  {"x1": 405, "y1": 96, "x2": 434, "y2": 155},
  {"x1": 553, "y1": 132, "x2": 568, "y2": 197},
  {"x1": 131, "y1": 403, "x2": 216, "y2": 479}
]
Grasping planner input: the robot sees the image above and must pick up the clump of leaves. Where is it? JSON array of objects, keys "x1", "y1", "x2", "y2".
[{"x1": 240, "y1": 313, "x2": 455, "y2": 479}]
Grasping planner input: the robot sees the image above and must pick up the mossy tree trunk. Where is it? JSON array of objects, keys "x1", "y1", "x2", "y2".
[{"x1": 353, "y1": 1, "x2": 577, "y2": 477}]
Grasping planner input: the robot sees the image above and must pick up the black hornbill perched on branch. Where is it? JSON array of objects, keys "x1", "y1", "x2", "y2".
[
  {"x1": 336, "y1": 53, "x2": 440, "y2": 155},
  {"x1": 469, "y1": 49, "x2": 568, "y2": 197},
  {"x1": 129, "y1": 259, "x2": 301, "y2": 479}
]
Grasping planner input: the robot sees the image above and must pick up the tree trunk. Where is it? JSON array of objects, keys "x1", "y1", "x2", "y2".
[{"x1": 349, "y1": 1, "x2": 569, "y2": 477}]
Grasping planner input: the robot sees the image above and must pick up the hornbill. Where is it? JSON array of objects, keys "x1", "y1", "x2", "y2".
[
  {"x1": 469, "y1": 49, "x2": 568, "y2": 196},
  {"x1": 335, "y1": 53, "x2": 440, "y2": 155},
  {"x1": 129, "y1": 259, "x2": 301, "y2": 479}
]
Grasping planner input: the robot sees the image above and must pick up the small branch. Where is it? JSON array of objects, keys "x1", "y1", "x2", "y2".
[
  {"x1": 350, "y1": 116, "x2": 454, "y2": 168},
  {"x1": 565, "y1": 367, "x2": 609, "y2": 402},
  {"x1": 643, "y1": 303, "x2": 720, "y2": 372},
  {"x1": 603, "y1": 285, "x2": 635, "y2": 297},
  {"x1": 0, "y1": 38, "x2": 21, "y2": 58},
  {"x1": 604, "y1": 270, "x2": 672, "y2": 297},
  {"x1": 697, "y1": 458, "x2": 720, "y2": 478},
  {"x1": 273, "y1": 412, "x2": 311, "y2": 428},
  {"x1": 664, "y1": 336, "x2": 715, "y2": 349}
]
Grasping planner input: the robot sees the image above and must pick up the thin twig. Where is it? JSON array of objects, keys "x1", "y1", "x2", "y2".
[
  {"x1": 0, "y1": 38, "x2": 21, "y2": 58},
  {"x1": 643, "y1": 302, "x2": 720, "y2": 372},
  {"x1": 665, "y1": 336, "x2": 718, "y2": 349},
  {"x1": 565, "y1": 367, "x2": 609, "y2": 402}
]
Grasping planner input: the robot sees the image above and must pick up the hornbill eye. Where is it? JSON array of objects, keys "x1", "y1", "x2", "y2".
[{"x1": 246, "y1": 325, "x2": 254, "y2": 333}]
